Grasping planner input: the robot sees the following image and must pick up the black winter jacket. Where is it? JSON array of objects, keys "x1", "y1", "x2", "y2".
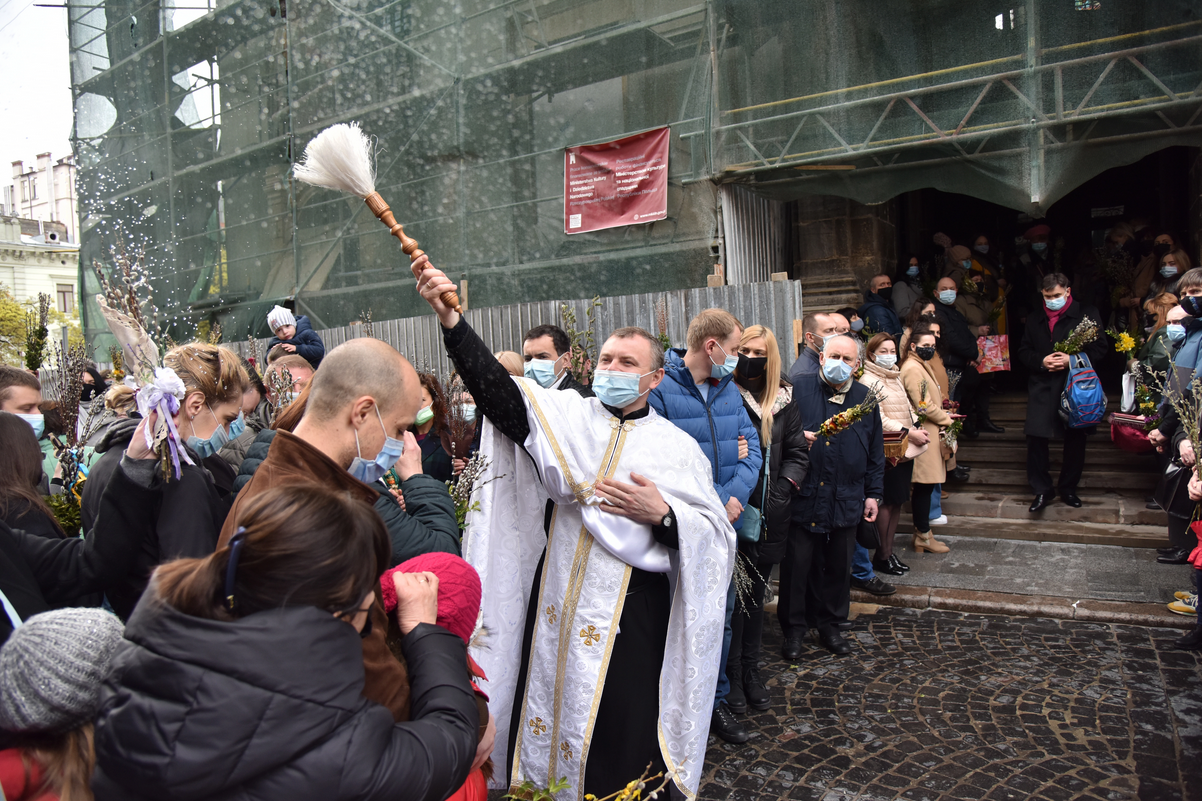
[
  {"x1": 934, "y1": 302, "x2": 979, "y2": 368},
  {"x1": 789, "y1": 373, "x2": 885, "y2": 533},
  {"x1": 739, "y1": 385, "x2": 809, "y2": 564},
  {"x1": 93, "y1": 599, "x2": 478, "y2": 801},
  {"x1": 0, "y1": 465, "x2": 159, "y2": 642},
  {"x1": 266, "y1": 314, "x2": 326, "y2": 367},
  {"x1": 80, "y1": 421, "x2": 226, "y2": 620},
  {"x1": 1018, "y1": 298, "x2": 1108, "y2": 439},
  {"x1": 233, "y1": 430, "x2": 460, "y2": 565}
]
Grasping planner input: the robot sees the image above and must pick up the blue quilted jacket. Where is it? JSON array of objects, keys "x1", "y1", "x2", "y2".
[
  {"x1": 648, "y1": 350, "x2": 763, "y2": 517},
  {"x1": 266, "y1": 315, "x2": 326, "y2": 367}
]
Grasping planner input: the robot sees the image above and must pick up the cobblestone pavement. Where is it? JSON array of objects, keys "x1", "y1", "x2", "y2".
[{"x1": 701, "y1": 606, "x2": 1202, "y2": 801}]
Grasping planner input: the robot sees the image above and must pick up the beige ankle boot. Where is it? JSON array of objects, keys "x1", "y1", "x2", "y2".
[{"x1": 912, "y1": 530, "x2": 950, "y2": 554}]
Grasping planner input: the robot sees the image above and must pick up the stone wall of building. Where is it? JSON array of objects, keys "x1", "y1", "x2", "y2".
[{"x1": 790, "y1": 195, "x2": 898, "y2": 313}]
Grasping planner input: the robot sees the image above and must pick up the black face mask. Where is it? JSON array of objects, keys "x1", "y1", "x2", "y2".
[
  {"x1": 1181, "y1": 296, "x2": 1202, "y2": 318},
  {"x1": 876, "y1": 286, "x2": 893, "y2": 302},
  {"x1": 737, "y1": 353, "x2": 767, "y2": 380},
  {"x1": 81, "y1": 384, "x2": 99, "y2": 403},
  {"x1": 915, "y1": 346, "x2": 936, "y2": 361},
  {"x1": 1153, "y1": 243, "x2": 1171, "y2": 260}
]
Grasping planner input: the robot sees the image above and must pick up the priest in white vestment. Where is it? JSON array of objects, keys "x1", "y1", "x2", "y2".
[{"x1": 416, "y1": 263, "x2": 736, "y2": 801}]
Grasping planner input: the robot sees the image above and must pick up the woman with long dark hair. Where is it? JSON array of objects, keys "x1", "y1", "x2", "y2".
[
  {"x1": 0, "y1": 412, "x2": 65, "y2": 539},
  {"x1": 92, "y1": 485, "x2": 480, "y2": 800},
  {"x1": 412, "y1": 372, "x2": 453, "y2": 484}
]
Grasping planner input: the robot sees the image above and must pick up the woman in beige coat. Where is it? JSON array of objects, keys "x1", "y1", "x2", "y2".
[
  {"x1": 858, "y1": 334, "x2": 929, "y2": 575},
  {"x1": 899, "y1": 326, "x2": 954, "y2": 554}
]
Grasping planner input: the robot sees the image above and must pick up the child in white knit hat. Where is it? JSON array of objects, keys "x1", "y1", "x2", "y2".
[
  {"x1": 265, "y1": 305, "x2": 326, "y2": 368},
  {"x1": 0, "y1": 607, "x2": 125, "y2": 801}
]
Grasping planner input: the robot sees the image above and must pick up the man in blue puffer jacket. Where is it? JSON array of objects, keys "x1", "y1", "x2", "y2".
[{"x1": 648, "y1": 308, "x2": 761, "y2": 745}]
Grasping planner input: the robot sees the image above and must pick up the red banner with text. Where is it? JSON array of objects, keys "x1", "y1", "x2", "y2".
[{"x1": 563, "y1": 127, "x2": 669, "y2": 234}]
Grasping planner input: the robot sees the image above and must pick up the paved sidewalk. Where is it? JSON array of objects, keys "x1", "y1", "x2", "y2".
[
  {"x1": 702, "y1": 607, "x2": 1202, "y2": 801},
  {"x1": 885, "y1": 533, "x2": 1188, "y2": 605}
]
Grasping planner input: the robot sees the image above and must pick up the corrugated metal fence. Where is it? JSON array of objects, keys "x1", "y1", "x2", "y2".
[
  {"x1": 229, "y1": 280, "x2": 805, "y2": 375},
  {"x1": 720, "y1": 184, "x2": 789, "y2": 285}
]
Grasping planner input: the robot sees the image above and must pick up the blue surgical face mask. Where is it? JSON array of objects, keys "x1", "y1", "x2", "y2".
[
  {"x1": 1045, "y1": 295, "x2": 1068, "y2": 312},
  {"x1": 851, "y1": 319, "x2": 865, "y2": 332},
  {"x1": 709, "y1": 343, "x2": 739, "y2": 380},
  {"x1": 821, "y1": 357, "x2": 853, "y2": 385},
  {"x1": 460, "y1": 403, "x2": 477, "y2": 423},
  {"x1": 186, "y1": 405, "x2": 230, "y2": 459},
  {"x1": 523, "y1": 357, "x2": 561, "y2": 388},
  {"x1": 1031, "y1": 242, "x2": 1048, "y2": 253},
  {"x1": 1166, "y1": 323, "x2": 1187, "y2": 343},
  {"x1": 906, "y1": 264, "x2": 920, "y2": 277},
  {"x1": 16, "y1": 413, "x2": 44, "y2": 439},
  {"x1": 938, "y1": 289, "x2": 957, "y2": 305},
  {"x1": 975, "y1": 244, "x2": 989, "y2": 254},
  {"x1": 348, "y1": 404, "x2": 405, "y2": 485},
  {"x1": 593, "y1": 369, "x2": 653, "y2": 409},
  {"x1": 1160, "y1": 264, "x2": 1179, "y2": 279},
  {"x1": 874, "y1": 354, "x2": 897, "y2": 369},
  {"x1": 962, "y1": 259, "x2": 971, "y2": 270},
  {"x1": 228, "y1": 412, "x2": 246, "y2": 440}
]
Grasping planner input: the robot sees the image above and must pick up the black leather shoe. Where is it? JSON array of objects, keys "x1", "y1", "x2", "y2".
[
  {"x1": 948, "y1": 466, "x2": 971, "y2": 483},
  {"x1": 744, "y1": 667, "x2": 770, "y2": 711},
  {"x1": 711, "y1": 702, "x2": 750, "y2": 744},
  {"x1": 1172, "y1": 629, "x2": 1202, "y2": 651},
  {"x1": 1147, "y1": 499, "x2": 1163, "y2": 511},
  {"x1": 979, "y1": 419, "x2": 1005, "y2": 434},
  {"x1": 1061, "y1": 493, "x2": 1082, "y2": 508},
  {"x1": 888, "y1": 554, "x2": 911, "y2": 573},
  {"x1": 782, "y1": 636, "x2": 803, "y2": 661},
  {"x1": 872, "y1": 558, "x2": 906, "y2": 577},
  {"x1": 1029, "y1": 494, "x2": 1052, "y2": 513},
  {"x1": 851, "y1": 576, "x2": 897, "y2": 596},
  {"x1": 836, "y1": 620, "x2": 854, "y2": 631},
  {"x1": 1158, "y1": 546, "x2": 1191, "y2": 565},
  {"x1": 1158, "y1": 546, "x2": 1179, "y2": 556},
  {"x1": 957, "y1": 463, "x2": 972, "y2": 471},
  {"x1": 818, "y1": 632, "x2": 853, "y2": 656}
]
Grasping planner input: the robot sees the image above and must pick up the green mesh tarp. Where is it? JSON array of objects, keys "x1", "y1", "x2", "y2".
[{"x1": 69, "y1": 0, "x2": 1201, "y2": 344}]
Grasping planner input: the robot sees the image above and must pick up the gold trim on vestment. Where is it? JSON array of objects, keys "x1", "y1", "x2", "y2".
[
  {"x1": 546, "y1": 528, "x2": 593, "y2": 783},
  {"x1": 657, "y1": 572, "x2": 695, "y2": 801},
  {"x1": 577, "y1": 563, "x2": 633, "y2": 788},
  {"x1": 519, "y1": 381, "x2": 597, "y2": 503}
]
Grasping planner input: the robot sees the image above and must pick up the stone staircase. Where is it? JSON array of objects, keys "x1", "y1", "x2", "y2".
[
  {"x1": 932, "y1": 393, "x2": 1167, "y2": 549},
  {"x1": 798, "y1": 273, "x2": 862, "y2": 314}
]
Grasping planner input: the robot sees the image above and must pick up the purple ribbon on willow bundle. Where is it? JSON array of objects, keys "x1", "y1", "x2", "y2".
[{"x1": 132, "y1": 367, "x2": 194, "y2": 480}]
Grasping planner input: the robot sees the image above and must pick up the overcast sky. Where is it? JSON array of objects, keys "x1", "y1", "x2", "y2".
[{"x1": 0, "y1": 0, "x2": 74, "y2": 174}]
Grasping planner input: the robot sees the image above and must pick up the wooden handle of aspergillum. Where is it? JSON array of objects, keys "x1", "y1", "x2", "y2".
[{"x1": 364, "y1": 192, "x2": 462, "y2": 313}]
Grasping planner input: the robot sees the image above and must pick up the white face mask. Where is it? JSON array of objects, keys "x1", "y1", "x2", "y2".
[{"x1": 874, "y1": 354, "x2": 897, "y2": 369}]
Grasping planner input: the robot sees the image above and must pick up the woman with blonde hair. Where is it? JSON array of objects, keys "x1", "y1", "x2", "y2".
[
  {"x1": 858, "y1": 334, "x2": 929, "y2": 574},
  {"x1": 725, "y1": 325, "x2": 808, "y2": 715},
  {"x1": 78, "y1": 342, "x2": 248, "y2": 620},
  {"x1": 899, "y1": 325, "x2": 955, "y2": 554},
  {"x1": 493, "y1": 351, "x2": 524, "y2": 378}
]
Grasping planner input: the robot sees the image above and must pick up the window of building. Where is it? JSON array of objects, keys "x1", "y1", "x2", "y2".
[
  {"x1": 56, "y1": 284, "x2": 74, "y2": 314},
  {"x1": 30, "y1": 180, "x2": 37, "y2": 200}
]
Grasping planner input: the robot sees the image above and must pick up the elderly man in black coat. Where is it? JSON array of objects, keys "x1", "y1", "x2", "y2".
[
  {"x1": 1019, "y1": 272, "x2": 1109, "y2": 513},
  {"x1": 934, "y1": 276, "x2": 990, "y2": 438},
  {"x1": 779, "y1": 334, "x2": 884, "y2": 658}
]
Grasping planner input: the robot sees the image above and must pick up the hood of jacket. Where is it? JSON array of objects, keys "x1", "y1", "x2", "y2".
[
  {"x1": 860, "y1": 291, "x2": 890, "y2": 310},
  {"x1": 96, "y1": 592, "x2": 370, "y2": 799},
  {"x1": 295, "y1": 315, "x2": 316, "y2": 335},
  {"x1": 94, "y1": 416, "x2": 141, "y2": 454}
]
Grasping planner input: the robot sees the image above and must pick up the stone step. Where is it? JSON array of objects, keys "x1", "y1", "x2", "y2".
[
  {"x1": 955, "y1": 442, "x2": 1154, "y2": 466},
  {"x1": 918, "y1": 490, "x2": 1165, "y2": 526},
  {"x1": 928, "y1": 514, "x2": 1165, "y2": 549},
  {"x1": 952, "y1": 467, "x2": 1158, "y2": 491}
]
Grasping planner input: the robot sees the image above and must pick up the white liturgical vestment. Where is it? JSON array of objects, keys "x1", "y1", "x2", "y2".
[{"x1": 464, "y1": 377, "x2": 735, "y2": 801}]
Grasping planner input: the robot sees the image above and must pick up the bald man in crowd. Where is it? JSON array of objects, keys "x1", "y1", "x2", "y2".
[{"x1": 219, "y1": 337, "x2": 427, "y2": 718}]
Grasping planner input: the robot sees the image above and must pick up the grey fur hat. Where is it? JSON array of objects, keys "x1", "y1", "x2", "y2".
[{"x1": 0, "y1": 608, "x2": 125, "y2": 733}]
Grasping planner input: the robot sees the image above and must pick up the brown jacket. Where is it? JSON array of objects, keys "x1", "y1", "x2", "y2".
[
  {"x1": 218, "y1": 429, "x2": 412, "y2": 721},
  {"x1": 900, "y1": 356, "x2": 953, "y2": 485}
]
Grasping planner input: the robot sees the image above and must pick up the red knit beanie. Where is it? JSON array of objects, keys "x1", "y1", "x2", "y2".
[{"x1": 380, "y1": 553, "x2": 482, "y2": 644}]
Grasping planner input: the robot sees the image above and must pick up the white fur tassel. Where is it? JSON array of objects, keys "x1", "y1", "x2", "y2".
[{"x1": 293, "y1": 122, "x2": 377, "y2": 199}]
